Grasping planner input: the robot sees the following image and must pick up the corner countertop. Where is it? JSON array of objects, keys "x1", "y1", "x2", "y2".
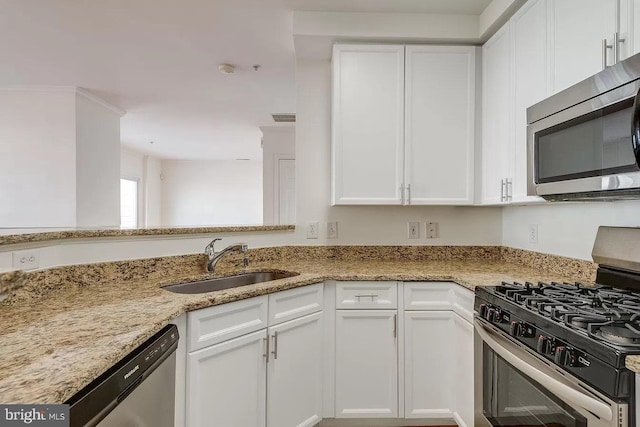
[{"x1": 0, "y1": 257, "x2": 596, "y2": 404}]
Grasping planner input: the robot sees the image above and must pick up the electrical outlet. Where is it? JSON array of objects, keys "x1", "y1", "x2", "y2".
[
  {"x1": 427, "y1": 222, "x2": 438, "y2": 239},
  {"x1": 327, "y1": 221, "x2": 338, "y2": 239},
  {"x1": 408, "y1": 222, "x2": 420, "y2": 239},
  {"x1": 12, "y1": 250, "x2": 40, "y2": 271},
  {"x1": 307, "y1": 221, "x2": 319, "y2": 239},
  {"x1": 528, "y1": 224, "x2": 538, "y2": 244}
]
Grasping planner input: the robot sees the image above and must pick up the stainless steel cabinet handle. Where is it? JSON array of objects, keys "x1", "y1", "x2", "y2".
[
  {"x1": 500, "y1": 179, "x2": 505, "y2": 202},
  {"x1": 407, "y1": 184, "x2": 411, "y2": 205},
  {"x1": 602, "y1": 38, "x2": 613, "y2": 69},
  {"x1": 400, "y1": 184, "x2": 405, "y2": 205},
  {"x1": 615, "y1": 32, "x2": 626, "y2": 63},
  {"x1": 355, "y1": 294, "x2": 379, "y2": 301},
  {"x1": 393, "y1": 314, "x2": 397, "y2": 338},
  {"x1": 271, "y1": 332, "x2": 278, "y2": 360},
  {"x1": 506, "y1": 178, "x2": 513, "y2": 201},
  {"x1": 263, "y1": 336, "x2": 269, "y2": 363}
]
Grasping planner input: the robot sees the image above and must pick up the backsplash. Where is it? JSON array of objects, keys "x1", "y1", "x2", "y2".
[{"x1": 0, "y1": 245, "x2": 597, "y2": 304}]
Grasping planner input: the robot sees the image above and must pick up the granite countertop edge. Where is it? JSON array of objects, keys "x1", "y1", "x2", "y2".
[{"x1": 0, "y1": 225, "x2": 295, "y2": 246}]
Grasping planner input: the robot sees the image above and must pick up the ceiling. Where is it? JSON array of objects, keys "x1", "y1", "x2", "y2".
[{"x1": 0, "y1": 0, "x2": 492, "y2": 161}]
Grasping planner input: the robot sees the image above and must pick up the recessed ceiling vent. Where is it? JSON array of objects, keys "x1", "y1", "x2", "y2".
[{"x1": 271, "y1": 113, "x2": 296, "y2": 123}]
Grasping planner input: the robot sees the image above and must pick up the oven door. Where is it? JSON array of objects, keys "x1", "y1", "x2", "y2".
[{"x1": 474, "y1": 318, "x2": 627, "y2": 427}]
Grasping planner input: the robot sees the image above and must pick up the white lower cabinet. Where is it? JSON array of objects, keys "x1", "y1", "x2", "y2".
[
  {"x1": 335, "y1": 310, "x2": 398, "y2": 418},
  {"x1": 404, "y1": 311, "x2": 454, "y2": 419},
  {"x1": 267, "y1": 312, "x2": 323, "y2": 427},
  {"x1": 186, "y1": 329, "x2": 267, "y2": 427},
  {"x1": 186, "y1": 286, "x2": 324, "y2": 427},
  {"x1": 453, "y1": 313, "x2": 474, "y2": 427},
  {"x1": 184, "y1": 281, "x2": 475, "y2": 427}
]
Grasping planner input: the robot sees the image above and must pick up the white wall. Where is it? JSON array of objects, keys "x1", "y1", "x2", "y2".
[
  {"x1": 261, "y1": 126, "x2": 295, "y2": 225},
  {"x1": 160, "y1": 159, "x2": 263, "y2": 226},
  {"x1": 76, "y1": 93, "x2": 121, "y2": 227},
  {"x1": 294, "y1": 58, "x2": 503, "y2": 245},
  {"x1": 503, "y1": 201, "x2": 640, "y2": 260},
  {"x1": 0, "y1": 90, "x2": 77, "y2": 227},
  {"x1": 121, "y1": 146, "x2": 146, "y2": 227},
  {"x1": 144, "y1": 155, "x2": 163, "y2": 227}
]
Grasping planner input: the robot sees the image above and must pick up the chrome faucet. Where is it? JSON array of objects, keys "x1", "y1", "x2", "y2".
[{"x1": 205, "y1": 238, "x2": 249, "y2": 273}]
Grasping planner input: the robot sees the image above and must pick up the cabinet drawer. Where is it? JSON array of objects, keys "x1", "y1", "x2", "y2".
[
  {"x1": 452, "y1": 285, "x2": 474, "y2": 322},
  {"x1": 336, "y1": 281, "x2": 397, "y2": 309},
  {"x1": 404, "y1": 282, "x2": 454, "y2": 311},
  {"x1": 268, "y1": 283, "x2": 323, "y2": 326},
  {"x1": 188, "y1": 295, "x2": 268, "y2": 352}
]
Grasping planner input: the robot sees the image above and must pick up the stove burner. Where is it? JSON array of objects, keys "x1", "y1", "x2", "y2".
[
  {"x1": 598, "y1": 325, "x2": 640, "y2": 345},
  {"x1": 568, "y1": 316, "x2": 594, "y2": 328}
]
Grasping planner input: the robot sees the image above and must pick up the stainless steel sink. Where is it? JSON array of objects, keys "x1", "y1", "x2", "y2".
[{"x1": 162, "y1": 271, "x2": 299, "y2": 294}]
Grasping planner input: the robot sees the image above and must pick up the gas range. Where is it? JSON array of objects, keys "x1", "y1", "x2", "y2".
[{"x1": 475, "y1": 282, "x2": 640, "y2": 398}]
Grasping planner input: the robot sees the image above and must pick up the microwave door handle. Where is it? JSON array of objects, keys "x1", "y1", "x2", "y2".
[
  {"x1": 474, "y1": 319, "x2": 613, "y2": 421},
  {"x1": 631, "y1": 85, "x2": 640, "y2": 166}
]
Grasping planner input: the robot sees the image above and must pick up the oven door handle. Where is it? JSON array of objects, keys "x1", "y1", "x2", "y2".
[
  {"x1": 475, "y1": 319, "x2": 613, "y2": 421},
  {"x1": 631, "y1": 85, "x2": 640, "y2": 166}
]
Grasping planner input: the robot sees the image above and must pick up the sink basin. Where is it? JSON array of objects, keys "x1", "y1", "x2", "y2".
[{"x1": 162, "y1": 271, "x2": 299, "y2": 294}]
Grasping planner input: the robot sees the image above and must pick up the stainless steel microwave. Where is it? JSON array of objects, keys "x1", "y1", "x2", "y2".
[{"x1": 527, "y1": 53, "x2": 640, "y2": 200}]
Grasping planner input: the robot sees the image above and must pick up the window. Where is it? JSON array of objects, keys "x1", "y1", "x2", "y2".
[{"x1": 120, "y1": 178, "x2": 138, "y2": 228}]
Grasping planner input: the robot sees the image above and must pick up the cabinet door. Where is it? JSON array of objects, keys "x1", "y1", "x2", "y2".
[
  {"x1": 186, "y1": 330, "x2": 267, "y2": 427},
  {"x1": 550, "y1": 0, "x2": 617, "y2": 93},
  {"x1": 452, "y1": 314, "x2": 474, "y2": 427},
  {"x1": 332, "y1": 44, "x2": 405, "y2": 205},
  {"x1": 404, "y1": 46, "x2": 475, "y2": 205},
  {"x1": 267, "y1": 312, "x2": 323, "y2": 427},
  {"x1": 511, "y1": 0, "x2": 548, "y2": 203},
  {"x1": 404, "y1": 311, "x2": 454, "y2": 419},
  {"x1": 335, "y1": 310, "x2": 398, "y2": 418},
  {"x1": 482, "y1": 24, "x2": 512, "y2": 205}
]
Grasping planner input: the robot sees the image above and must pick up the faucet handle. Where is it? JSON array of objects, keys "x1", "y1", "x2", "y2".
[
  {"x1": 205, "y1": 238, "x2": 222, "y2": 255},
  {"x1": 241, "y1": 244, "x2": 248, "y2": 252}
]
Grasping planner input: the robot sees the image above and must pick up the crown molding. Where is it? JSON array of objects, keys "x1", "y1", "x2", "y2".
[
  {"x1": 75, "y1": 87, "x2": 126, "y2": 117},
  {"x1": 0, "y1": 85, "x2": 126, "y2": 117}
]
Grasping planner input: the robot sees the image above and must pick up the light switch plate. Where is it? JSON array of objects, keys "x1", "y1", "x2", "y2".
[
  {"x1": 427, "y1": 222, "x2": 438, "y2": 239},
  {"x1": 327, "y1": 222, "x2": 338, "y2": 239}
]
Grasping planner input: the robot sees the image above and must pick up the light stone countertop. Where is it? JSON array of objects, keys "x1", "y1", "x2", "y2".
[
  {"x1": 0, "y1": 224, "x2": 294, "y2": 246},
  {"x1": 0, "y1": 255, "x2": 594, "y2": 404}
]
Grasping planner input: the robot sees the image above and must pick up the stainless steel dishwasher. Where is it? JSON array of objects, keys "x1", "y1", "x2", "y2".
[{"x1": 67, "y1": 324, "x2": 179, "y2": 427}]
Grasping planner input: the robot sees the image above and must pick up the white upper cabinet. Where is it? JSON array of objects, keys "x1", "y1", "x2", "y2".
[
  {"x1": 332, "y1": 44, "x2": 405, "y2": 205},
  {"x1": 482, "y1": 24, "x2": 512, "y2": 205},
  {"x1": 550, "y1": 0, "x2": 617, "y2": 93},
  {"x1": 404, "y1": 46, "x2": 476, "y2": 205},
  {"x1": 511, "y1": 0, "x2": 548, "y2": 203},
  {"x1": 332, "y1": 43, "x2": 476, "y2": 206}
]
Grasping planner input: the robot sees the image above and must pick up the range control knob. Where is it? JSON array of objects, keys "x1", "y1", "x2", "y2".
[
  {"x1": 487, "y1": 308, "x2": 503, "y2": 323},
  {"x1": 554, "y1": 346, "x2": 576, "y2": 367},
  {"x1": 537, "y1": 335, "x2": 554, "y2": 355},
  {"x1": 478, "y1": 304, "x2": 489, "y2": 318},
  {"x1": 510, "y1": 321, "x2": 524, "y2": 337}
]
